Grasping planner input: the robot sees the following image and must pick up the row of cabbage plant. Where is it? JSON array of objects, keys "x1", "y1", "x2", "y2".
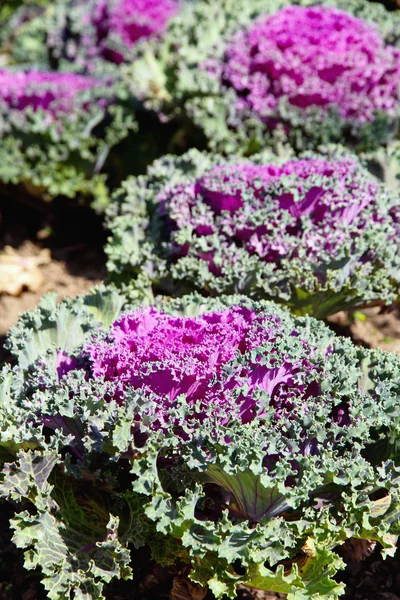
[
  {"x1": 1, "y1": 0, "x2": 400, "y2": 206},
  {"x1": 2, "y1": 1, "x2": 400, "y2": 600}
]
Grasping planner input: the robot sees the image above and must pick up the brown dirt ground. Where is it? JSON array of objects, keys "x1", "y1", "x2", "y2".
[
  {"x1": 0, "y1": 239, "x2": 105, "y2": 335},
  {"x1": 328, "y1": 305, "x2": 400, "y2": 354},
  {"x1": 0, "y1": 187, "x2": 107, "y2": 363}
]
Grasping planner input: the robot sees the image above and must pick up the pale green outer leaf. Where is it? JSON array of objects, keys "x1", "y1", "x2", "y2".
[
  {"x1": 0, "y1": 449, "x2": 59, "y2": 505},
  {"x1": 1, "y1": 449, "x2": 132, "y2": 599},
  {"x1": 245, "y1": 542, "x2": 345, "y2": 600},
  {"x1": 6, "y1": 285, "x2": 129, "y2": 368}
]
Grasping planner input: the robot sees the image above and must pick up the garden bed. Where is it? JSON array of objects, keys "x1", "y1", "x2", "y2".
[
  {"x1": 2, "y1": 2, "x2": 400, "y2": 599},
  {"x1": 2, "y1": 193, "x2": 400, "y2": 600}
]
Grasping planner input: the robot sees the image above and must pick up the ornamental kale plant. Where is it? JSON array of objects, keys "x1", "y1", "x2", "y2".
[
  {"x1": 0, "y1": 1, "x2": 50, "y2": 66},
  {"x1": 0, "y1": 68, "x2": 135, "y2": 209},
  {"x1": 0, "y1": 70, "x2": 99, "y2": 112},
  {"x1": 223, "y1": 7, "x2": 400, "y2": 136},
  {"x1": 0, "y1": 0, "x2": 181, "y2": 71},
  {"x1": 126, "y1": 0, "x2": 400, "y2": 154},
  {"x1": 2, "y1": 288, "x2": 400, "y2": 599},
  {"x1": 105, "y1": 149, "x2": 400, "y2": 319},
  {"x1": 45, "y1": 0, "x2": 181, "y2": 72}
]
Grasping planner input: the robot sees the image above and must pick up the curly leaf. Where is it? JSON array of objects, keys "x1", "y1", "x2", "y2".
[
  {"x1": 244, "y1": 540, "x2": 345, "y2": 600},
  {"x1": 1, "y1": 450, "x2": 132, "y2": 600}
]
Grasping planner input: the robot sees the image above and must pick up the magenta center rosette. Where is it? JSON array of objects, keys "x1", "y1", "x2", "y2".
[
  {"x1": 87, "y1": 0, "x2": 180, "y2": 63},
  {"x1": 0, "y1": 70, "x2": 99, "y2": 115},
  {"x1": 106, "y1": 0, "x2": 179, "y2": 48},
  {"x1": 85, "y1": 304, "x2": 321, "y2": 429},
  {"x1": 223, "y1": 5, "x2": 400, "y2": 126}
]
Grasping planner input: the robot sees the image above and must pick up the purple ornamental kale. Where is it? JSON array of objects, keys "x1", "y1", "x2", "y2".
[
  {"x1": 85, "y1": 305, "x2": 321, "y2": 428},
  {"x1": 222, "y1": 5, "x2": 400, "y2": 127},
  {"x1": 153, "y1": 158, "x2": 394, "y2": 276},
  {"x1": 83, "y1": 0, "x2": 180, "y2": 63},
  {"x1": 56, "y1": 352, "x2": 79, "y2": 380},
  {"x1": 155, "y1": 156, "x2": 396, "y2": 273},
  {"x1": 0, "y1": 70, "x2": 100, "y2": 115}
]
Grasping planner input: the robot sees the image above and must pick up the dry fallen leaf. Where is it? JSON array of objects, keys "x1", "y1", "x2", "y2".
[
  {"x1": 341, "y1": 538, "x2": 377, "y2": 562},
  {"x1": 171, "y1": 577, "x2": 208, "y2": 600},
  {"x1": 0, "y1": 246, "x2": 51, "y2": 296}
]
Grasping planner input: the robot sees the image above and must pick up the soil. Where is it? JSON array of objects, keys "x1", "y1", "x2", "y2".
[
  {"x1": 0, "y1": 185, "x2": 107, "y2": 363},
  {"x1": 339, "y1": 549, "x2": 400, "y2": 600},
  {"x1": 2, "y1": 187, "x2": 400, "y2": 600},
  {"x1": 328, "y1": 305, "x2": 400, "y2": 354},
  {"x1": 370, "y1": 0, "x2": 400, "y2": 9}
]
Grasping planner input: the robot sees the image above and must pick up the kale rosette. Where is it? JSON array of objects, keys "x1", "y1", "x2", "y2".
[
  {"x1": 48, "y1": 0, "x2": 181, "y2": 69},
  {"x1": 106, "y1": 149, "x2": 400, "y2": 318},
  {"x1": 125, "y1": 0, "x2": 400, "y2": 153},
  {"x1": 2, "y1": 0, "x2": 182, "y2": 71},
  {"x1": 0, "y1": 68, "x2": 136, "y2": 208},
  {"x1": 1, "y1": 288, "x2": 400, "y2": 598}
]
